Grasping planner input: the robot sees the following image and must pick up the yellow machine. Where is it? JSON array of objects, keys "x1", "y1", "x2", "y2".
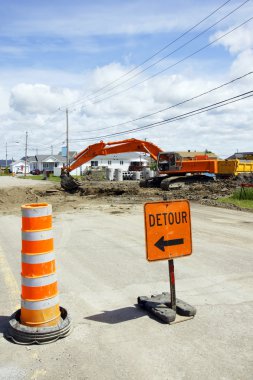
[{"x1": 217, "y1": 159, "x2": 253, "y2": 176}]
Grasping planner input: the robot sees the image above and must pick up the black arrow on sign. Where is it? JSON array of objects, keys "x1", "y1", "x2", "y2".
[{"x1": 155, "y1": 236, "x2": 184, "y2": 252}]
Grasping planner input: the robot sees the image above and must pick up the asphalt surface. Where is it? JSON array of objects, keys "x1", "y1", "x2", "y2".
[{"x1": 0, "y1": 202, "x2": 252, "y2": 379}]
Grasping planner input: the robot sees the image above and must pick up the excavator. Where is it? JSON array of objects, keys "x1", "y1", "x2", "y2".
[
  {"x1": 61, "y1": 138, "x2": 253, "y2": 192},
  {"x1": 61, "y1": 139, "x2": 161, "y2": 191}
]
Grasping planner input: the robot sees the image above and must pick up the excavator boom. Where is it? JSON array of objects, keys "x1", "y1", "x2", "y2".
[{"x1": 67, "y1": 138, "x2": 162, "y2": 172}]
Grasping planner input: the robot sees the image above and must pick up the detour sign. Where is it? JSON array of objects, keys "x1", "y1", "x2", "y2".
[{"x1": 144, "y1": 200, "x2": 192, "y2": 261}]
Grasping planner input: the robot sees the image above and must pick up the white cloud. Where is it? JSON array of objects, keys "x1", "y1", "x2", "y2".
[
  {"x1": 230, "y1": 49, "x2": 253, "y2": 77},
  {"x1": 0, "y1": 87, "x2": 10, "y2": 115},
  {"x1": 10, "y1": 84, "x2": 80, "y2": 114},
  {"x1": 1, "y1": 59, "x2": 252, "y2": 160},
  {"x1": 211, "y1": 24, "x2": 253, "y2": 54},
  {"x1": 1, "y1": 1, "x2": 253, "y2": 160}
]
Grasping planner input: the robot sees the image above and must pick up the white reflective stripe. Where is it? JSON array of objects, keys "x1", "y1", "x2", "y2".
[
  {"x1": 22, "y1": 204, "x2": 52, "y2": 218},
  {"x1": 22, "y1": 273, "x2": 57, "y2": 287},
  {"x1": 21, "y1": 295, "x2": 59, "y2": 310},
  {"x1": 22, "y1": 230, "x2": 53, "y2": 241},
  {"x1": 22, "y1": 252, "x2": 55, "y2": 264}
]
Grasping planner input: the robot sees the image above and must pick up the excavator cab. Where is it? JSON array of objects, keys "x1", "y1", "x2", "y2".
[{"x1": 157, "y1": 152, "x2": 182, "y2": 173}]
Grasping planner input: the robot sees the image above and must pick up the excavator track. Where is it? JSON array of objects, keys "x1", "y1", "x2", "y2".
[
  {"x1": 139, "y1": 177, "x2": 164, "y2": 188},
  {"x1": 160, "y1": 175, "x2": 215, "y2": 190}
]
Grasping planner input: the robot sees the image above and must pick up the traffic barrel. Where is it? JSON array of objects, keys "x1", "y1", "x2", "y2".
[
  {"x1": 5, "y1": 203, "x2": 71, "y2": 344},
  {"x1": 21, "y1": 203, "x2": 60, "y2": 327}
]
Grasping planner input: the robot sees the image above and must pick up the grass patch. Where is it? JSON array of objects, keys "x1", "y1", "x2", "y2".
[
  {"x1": 219, "y1": 198, "x2": 253, "y2": 209},
  {"x1": 19, "y1": 174, "x2": 82, "y2": 183},
  {"x1": 231, "y1": 188, "x2": 253, "y2": 200},
  {"x1": 219, "y1": 187, "x2": 253, "y2": 209},
  {"x1": 47, "y1": 176, "x2": 61, "y2": 183},
  {"x1": 18, "y1": 175, "x2": 61, "y2": 183}
]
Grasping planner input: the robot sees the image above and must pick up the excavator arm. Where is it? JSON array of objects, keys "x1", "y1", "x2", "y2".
[
  {"x1": 67, "y1": 138, "x2": 162, "y2": 172},
  {"x1": 61, "y1": 138, "x2": 163, "y2": 192}
]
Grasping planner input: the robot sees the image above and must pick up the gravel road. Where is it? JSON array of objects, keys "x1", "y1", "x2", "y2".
[
  {"x1": 0, "y1": 176, "x2": 52, "y2": 188},
  {"x1": 0, "y1": 202, "x2": 252, "y2": 379}
]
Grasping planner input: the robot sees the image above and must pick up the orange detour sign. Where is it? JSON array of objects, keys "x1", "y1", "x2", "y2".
[{"x1": 144, "y1": 200, "x2": 192, "y2": 261}]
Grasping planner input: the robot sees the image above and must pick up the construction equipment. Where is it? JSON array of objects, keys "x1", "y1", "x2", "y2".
[
  {"x1": 61, "y1": 138, "x2": 253, "y2": 192},
  {"x1": 216, "y1": 160, "x2": 253, "y2": 177},
  {"x1": 60, "y1": 139, "x2": 161, "y2": 191}
]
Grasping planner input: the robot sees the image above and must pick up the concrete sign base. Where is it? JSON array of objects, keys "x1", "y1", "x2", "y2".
[{"x1": 137, "y1": 292, "x2": 196, "y2": 324}]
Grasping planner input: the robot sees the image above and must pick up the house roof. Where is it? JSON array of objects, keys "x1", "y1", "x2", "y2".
[
  {"x1": 19, "y1": 151, "x2": 77, "y2": 163},
  {"x1": 226, "y1": 152, "x2": 253, "y2": 160},
  {"x1": 57, "y1": 151, "x2": 76, "y2": 157},
  {"x1": 22, "y1": 155, "x2": 67, "y2": 163},
  {"x1": 10, "y1": 159, "x2": 26, "y2": 166}
]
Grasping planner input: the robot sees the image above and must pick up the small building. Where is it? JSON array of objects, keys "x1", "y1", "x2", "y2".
[
  {"x1": 10, "y1": 152, "x2": 76, "y2": 175},
  {"x1": 28, "y1": 155, "x2": 66, "y2": 173},
  {"x1": 10, "y1": 159, "x2": 29, "y2": 174}
]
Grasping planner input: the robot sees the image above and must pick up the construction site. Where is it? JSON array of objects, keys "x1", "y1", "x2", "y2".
[
  {"x1": 1, "y1": 128, "x2": 253, "y2": 380},
  {"x1": 1, "y1": 1, "x2": 253, "y2": 379},
  {"x1": 0, "y1": 160, "x2": 253, "y2": 379}
]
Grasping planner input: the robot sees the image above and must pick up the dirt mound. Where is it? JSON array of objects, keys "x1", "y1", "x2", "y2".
[
  {"x1": 0, "y1": 186, "x2": 65, "y2": 215},
  {"x1": 0, "y1": 178, "x2": 249, "y2": 216},
  {"x1": 79, "y1": 181, "x2": 140, "y2": 196}
]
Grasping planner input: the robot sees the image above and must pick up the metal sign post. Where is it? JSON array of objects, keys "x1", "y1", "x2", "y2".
[
  {"x1": 138, "y1": 200, "x2": 197, "y2": 324},
  {"x1": 168, "y1": 259, "x2": 176, "y2": 311}
]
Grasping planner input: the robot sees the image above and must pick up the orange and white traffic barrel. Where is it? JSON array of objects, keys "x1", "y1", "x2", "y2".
[
  {"x1": 6, "y1": 203, "x2": 71, "y2": 345},
  {"x1": 21, "y1": 203, "x2": 60, "y2": 327}
]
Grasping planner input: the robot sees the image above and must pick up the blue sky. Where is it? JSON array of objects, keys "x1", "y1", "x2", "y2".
[
  {"x1": 0, "y1": 0, "x2": 252, "y2": 158},
  {"x1": 0, "y1": 0, "x2": 234, "y2": 71}
]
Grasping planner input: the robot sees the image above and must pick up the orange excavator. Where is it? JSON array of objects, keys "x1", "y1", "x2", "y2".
[{"x1": 61, "y1": 138, "x2": 219, "y2": 191}]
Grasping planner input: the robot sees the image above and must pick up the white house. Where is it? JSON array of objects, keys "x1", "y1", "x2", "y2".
[
  {"x1": 69, "y1": 152, "x2": 149, "y2": 176},
  {"x1": 11, "y1": 152, "x2": 76, "y2": 175},
  {"x1": 10, "y1": 159, "x2": 29, "y2": 174},
  {"x1": 28, "y1": 155, "x2": 66, "y2": 173}
]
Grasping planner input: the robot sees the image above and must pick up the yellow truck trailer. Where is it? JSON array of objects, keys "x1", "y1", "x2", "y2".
[{"x1": 217, "y1": 159, "x2": 253, "y2": 176}]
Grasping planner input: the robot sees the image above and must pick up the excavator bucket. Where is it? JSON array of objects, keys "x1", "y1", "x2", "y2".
[{"x1": 60, "y1": 173, "x2": 81, "y2": 192}]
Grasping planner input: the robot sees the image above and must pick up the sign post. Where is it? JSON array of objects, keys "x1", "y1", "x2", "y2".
[
  {"x1": 138, "y1": 200, "x2": 196, "y2": 324},
  {"x1": 169, "y1": 260, "x2": 176, "y2": 311}
]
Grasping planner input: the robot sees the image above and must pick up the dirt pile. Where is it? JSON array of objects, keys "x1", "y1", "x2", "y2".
[{"x1": 0, "y1": 178, "x2": 247, "y2": 216}]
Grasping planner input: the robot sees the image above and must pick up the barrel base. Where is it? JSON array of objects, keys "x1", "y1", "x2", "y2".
[{"x1": 5, "y1": 307, "x2": 71, "y2": 345}]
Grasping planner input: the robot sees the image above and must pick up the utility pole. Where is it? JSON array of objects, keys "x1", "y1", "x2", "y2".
[
  {"x1": 51, "y1": 145, "x2": 53, "y2": 155},
  {"x1": 66, "y1": 108, "x2": 69, "y2": 167},
  {"x1": 5, "y1": 142, "x2": 7, "y2": 169},
  {"x1": 25, "y1": 131, "x2": 28, "y2": 177}
]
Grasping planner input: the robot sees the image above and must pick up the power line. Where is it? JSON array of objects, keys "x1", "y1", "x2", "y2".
[
  {"x1": 26, "y1": 2, "x2": 251, "y2": 141},
  {"x1": 70, "y1": 90, "x2": 253, "y2": 141},
  {"x1": 81, "y1": 16, "x2": 253, "y2": 108},
  {"x1": 63, "y1": 0, "x2": 234, "y2": 110},
  {"x1": 73, "y1": 71, "x2": 253, "y2": 135},
  {"x1": 75, "y1": 0, "x2": 249, "y2": 107}
]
